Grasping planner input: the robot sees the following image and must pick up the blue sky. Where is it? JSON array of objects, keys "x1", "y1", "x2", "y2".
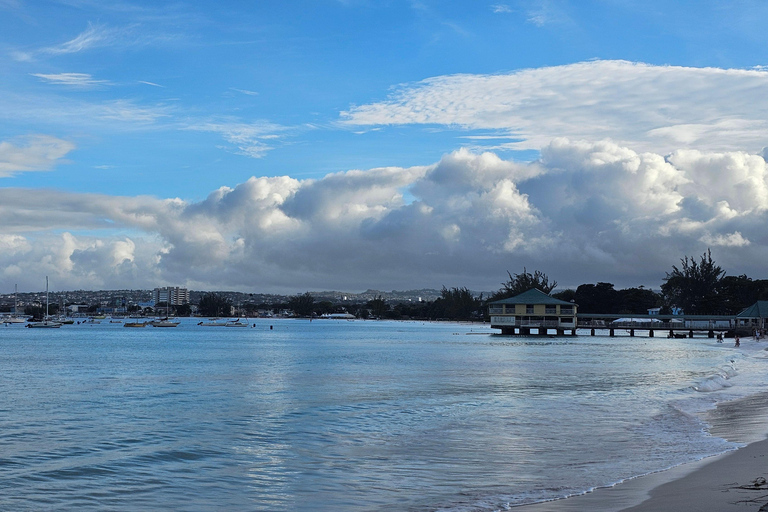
[{"x1": 3, "y1": 1, "x2": 768, "y2": 293}]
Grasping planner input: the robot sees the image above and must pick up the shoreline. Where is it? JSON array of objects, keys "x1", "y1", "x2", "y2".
[
  {"x1": 514, "y1": 385, "x2": 768, "y2": 512},
  {"x1": 512, "y1": 439, "x2": 768, "y2": 512}
]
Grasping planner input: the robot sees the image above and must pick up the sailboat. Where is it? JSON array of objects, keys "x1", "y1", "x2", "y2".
[
  {"x1": 27, "y1": 277, "x2": 62, "y2": 328},
  {"x1": 2, "y1": 285, "x2": 28, "y2": 324},
  {"x1": 150, "y1": 291, "x2": 179, "y2": 327}
]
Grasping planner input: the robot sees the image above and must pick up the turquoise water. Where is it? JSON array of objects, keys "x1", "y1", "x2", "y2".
[{"x1": 0, "y1": 319, "x2": 764, "y2": 511}]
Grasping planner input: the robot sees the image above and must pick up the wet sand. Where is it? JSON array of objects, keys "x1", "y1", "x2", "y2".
[{"x1": 514, "y1": 389, "x2": 768, "y2": 511}]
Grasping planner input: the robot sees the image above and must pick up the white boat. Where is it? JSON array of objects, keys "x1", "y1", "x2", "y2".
[
  {"x1": 198, "y1": 320, "x2": 227, "y2": 326},
  {"x1": 150, "y1": 318, "x2": 180, "y2": 327},
  {"x1": 225, "y1": 319, "x2": 249, "y2": 327},
  {"x1": 150, "y1": 296, "x2": 179, "y2": 327},
  {"x1": 3, "y1": 285, "x2": 28, "y2": 323},
  {"x1": 27, "y1": 277, "x2": 62, "y2": 328}
]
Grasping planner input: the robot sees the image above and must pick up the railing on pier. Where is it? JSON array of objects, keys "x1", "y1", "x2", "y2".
[{"x1": 490, "y1": 317, "x2": 576, "y2": 328}]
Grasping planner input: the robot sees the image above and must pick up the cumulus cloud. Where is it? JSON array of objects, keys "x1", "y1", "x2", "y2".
[
  {"x1": 0, "y1": 135, "x2": 75, "y2": 176},
  {"x1": 341, "y1": 60, "x2": 768, "y2": 155},
  {"x1": 700, "y1": 231, "x2": 751, "y2": 247},
  {"x1": 2, "y1": 140, "x2": 768, "y2": 293}
]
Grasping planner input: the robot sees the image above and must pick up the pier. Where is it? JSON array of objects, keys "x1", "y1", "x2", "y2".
[
  {"x1": 576, "y1": 314, "x2": 738, "y2": 338},
  {"x1": 490, "y1": 292, "x2": 766, "y2": 338}
]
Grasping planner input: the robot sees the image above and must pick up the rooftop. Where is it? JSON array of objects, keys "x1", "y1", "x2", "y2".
[
  {"x1": 489, "y1": 288, "x2": 576, "y2": 306},
  {"x1": 737, "y1": 301, "x2": 768, "y2": 318}
]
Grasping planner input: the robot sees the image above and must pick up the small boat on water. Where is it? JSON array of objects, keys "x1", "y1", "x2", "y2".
[
  {"x1": 150, "y1": 318, "x2": 180, "y2": 327},
  {"x1": 124, "y1": 321, "x2": 147, "y2": 328},
  {"x1": 27, "y1": 321, "x2": 61, "y2": 328},
  {"x1": 3, "y1": 316, "x2": 28, "y2": 324},
  {"x1": 225, "y1": 319, "x2": 249, "y2": 327},
  {"x1": 4, "y1": 285, "x2": 28, "y2": 324},
  {"x1": 27, "y1": 277, "x2": 62, "y2": 328}
]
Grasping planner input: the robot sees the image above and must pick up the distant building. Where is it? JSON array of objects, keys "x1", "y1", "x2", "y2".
[
  {"x1": 488, "y1": 288, "x2": 578, "y2": 336},
  {"x1": 153, "y1": 287, "x2": 190, "y2": 305},
  {"x1": 735, "y1": 301, "x2": 768, "y2": 331},
  {"x1": 648, "y1": 306, "x2": 683, "y2": 316}
]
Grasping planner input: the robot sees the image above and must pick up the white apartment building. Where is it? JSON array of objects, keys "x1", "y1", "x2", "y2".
[{"x1": 153, "y1": 287, "x2": 190, "y2": 305}]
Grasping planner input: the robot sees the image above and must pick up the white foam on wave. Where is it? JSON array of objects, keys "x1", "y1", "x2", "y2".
[{"x1": 692, "y1": 366, "x2": 737, "y2": 393}]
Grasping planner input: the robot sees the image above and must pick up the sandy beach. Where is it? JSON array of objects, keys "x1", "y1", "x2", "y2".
[
  {"x1": 514, "y1": 440, "x2": 768, "y2": 512},
  {"x1": 515, "y1": 387, "x2": 768, "y2": 512}
]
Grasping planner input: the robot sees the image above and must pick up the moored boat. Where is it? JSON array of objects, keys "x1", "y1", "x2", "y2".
[
  {"x1": 4, "y1": 285, "x2": 28, "y2": 323},
  {"x1": 150, "y1": 318, "x2": 180, "y2": 327},
  {"x1": 198, "y1": 321, "x2": 227, "y2": 326},
  {"x1": 3, "y1": 316, "x2": 28, "y2": 324},
  {"x1": 27, "y1": 277, "x2": 62, "y2": 328}
]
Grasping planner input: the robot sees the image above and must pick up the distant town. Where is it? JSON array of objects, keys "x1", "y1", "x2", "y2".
[{"x1": 0, "y1": 286, "x2": 476, "y2": 319}]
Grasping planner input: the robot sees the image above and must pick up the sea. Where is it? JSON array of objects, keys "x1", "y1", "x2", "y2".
[{"x1": 1, "y1": 318, "x2": 767, "y2": 511}]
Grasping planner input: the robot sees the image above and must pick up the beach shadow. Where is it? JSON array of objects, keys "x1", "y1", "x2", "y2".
[{"x1": 730, "y1": 477, "x2": 768, "y2": 510}]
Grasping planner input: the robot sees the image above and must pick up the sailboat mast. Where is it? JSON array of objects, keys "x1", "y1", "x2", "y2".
[{"x1": 45, "y1": 276, "x2": 49, "y2": 319}]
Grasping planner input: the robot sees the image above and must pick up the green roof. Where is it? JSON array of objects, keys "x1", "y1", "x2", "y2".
[
  {"x1": 489, "y1": 288, "x2": 576, "y2": 306},
  {"x1": 736, "y1": 301, "x2": 768, "y2": 318}
]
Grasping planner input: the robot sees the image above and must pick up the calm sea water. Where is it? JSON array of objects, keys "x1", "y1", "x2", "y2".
[{"x1": 1, "y1": 319, "x2": 767, "y2": 511}]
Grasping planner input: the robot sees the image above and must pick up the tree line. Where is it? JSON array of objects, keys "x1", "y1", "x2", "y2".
[
  {"x1": 191, "y1": 250, "x2": 768, "y2": 321},
  {"x1": 492, "y1": 251, "x2": 768, "y2": 316}
]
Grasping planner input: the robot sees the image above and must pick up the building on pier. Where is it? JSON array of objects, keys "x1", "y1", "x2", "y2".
[
  {"x1": 488, "y1": 288, "x2": 578, "y2": 335},
  {"x1": 735, "y1": 301, "x2": 768, "y2": 331}
]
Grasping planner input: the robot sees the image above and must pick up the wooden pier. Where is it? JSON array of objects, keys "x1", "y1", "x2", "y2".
[{"x1": 577, "y1": 314, "x2": 741, "y2": 338}]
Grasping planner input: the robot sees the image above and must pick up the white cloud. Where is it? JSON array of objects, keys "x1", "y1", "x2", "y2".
[
  {"x1": 700, "y1": 231, "x2": 751, "y2": 247},
  {"x1": 341, "y1": 60, "x2": 768, "y2": 154},
  {"x1": 32, "y1": 72, "x2": 112, "y2": 88},
  {"x1": 0, "y1": 135, "x2": 75, "y2": 176},
  {"x1": 2, "y1": 141, "x2": 768, "y2": 292},
  {"x1": 186, "y1": 120, "x2": 289, "y2": 158},
  {"x1": 43, "y1": 23, "x2": 112, "y2": 55},
  {"x1": 231, "y1": 88, "x2": 259, "y2": 96}
]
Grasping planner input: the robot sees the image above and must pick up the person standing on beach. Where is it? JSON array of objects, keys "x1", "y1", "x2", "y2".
[{"x1": 735, "y1": 335, "x2": 740, "y2": 347}]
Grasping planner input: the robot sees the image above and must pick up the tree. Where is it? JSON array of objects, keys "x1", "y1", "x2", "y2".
[
  {"x1": 718, "y1": 275, "x2": 768, "y2": 314},
  {"x1": 574, "y1": 283, "x2": 619, "y2": 314},
  {"x1": 198, "y1": 292, "x2": 233, "y2": 317},
  {"x1": 366, "y1": 295, "x2": 388, "y2": 318},
  {"x1": 288, "y1": 292, "x2": 315, "y2": 317},
  {"x1": 661, "y1": 249, "x2": 725, "y2": 314},
  {"x1": 439, "y1": 286, "x2": 481, "y2": 320},
  {"x1": 491, "y1": 268, "x2": 557, "y2": 301},
  {"x1": 552, "y1": 289, "x2": 576, "y2": 303},
  {"x1": 616, "y1": 287, "x2": 662, "y2": 314}
]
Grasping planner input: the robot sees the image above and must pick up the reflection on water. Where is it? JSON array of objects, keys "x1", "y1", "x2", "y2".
[{"x1": 0, "y1": 319, "x2": 764, "y2": 511}]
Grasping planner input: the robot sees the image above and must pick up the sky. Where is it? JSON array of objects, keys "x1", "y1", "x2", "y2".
[{"x1": 2, "y1": 0, "x2": 768, "y2": 294}]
